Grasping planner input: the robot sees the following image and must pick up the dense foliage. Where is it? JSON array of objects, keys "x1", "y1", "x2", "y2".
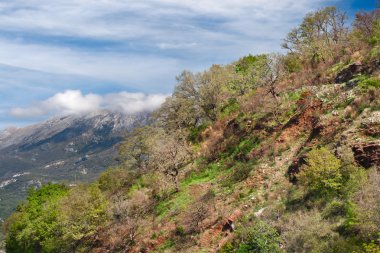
[{"x1": 4, "y1": 184, "x2": 68, "y2": 253}]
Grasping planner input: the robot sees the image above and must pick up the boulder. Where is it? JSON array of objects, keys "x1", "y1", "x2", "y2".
[
  {"x1": 335, "y1": 62, "x2": 364, "y2": 84},
  {"x1": 351, "y1": 141, "x2": 380, "y2": 168}
]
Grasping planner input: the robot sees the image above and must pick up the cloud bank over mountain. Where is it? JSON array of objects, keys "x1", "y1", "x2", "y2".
[{"x1": 10, "y1": 90, "x2": 168, "y2": 118}]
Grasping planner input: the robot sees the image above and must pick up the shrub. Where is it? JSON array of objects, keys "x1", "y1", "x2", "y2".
[
  {"x1": 98, "y1": 167, "x2": 134, "y2": 193},
  {"x1": 279, "y1": 210, "x2": 339, "y2": 253},
  {"x1": 358, "y1": 77, "x2": 380, "y2": 90},
  {"x1": 323, "y1": 199, "x2": 348, "y2": 218},
  {"x1": 350, "y1": 169, "x2": 380, "y2": 238},
  {"x1": 283, "y1": 53, "x2": 302, "y2": 73},
  {"x1": 298, "y1": 147, "x2": 342, "y2": 195},
  {"x1": 361, "y1": 234, "x2": 380, "y2": 253},
  {"x1": 4, "y1": 184, "x2": 68, "y2": 253},
  {"x1": 188, "y1": 122, "x2": 210, "y2": 143},
  {"x1": 174, "y1": 226, "x2": 186, "y2": 237},
  {"x1": 220, "y1": 98, "x2": 240, "y2": 117},
  {"x1": 220, "y1": 242, "x2": 235, "y2": 253},
  {"x1": 341, "y1": 165, "x2": 367, "y2": 197},
  {"x1": 236, "y1": 219, "x2": 282, "y2": 253},
  {"x1": 231, "y1": 163, "x2": 253, "y2": 183},
  {"x1": 57, "y1": 184, "x2": 109, "y2": 249}
]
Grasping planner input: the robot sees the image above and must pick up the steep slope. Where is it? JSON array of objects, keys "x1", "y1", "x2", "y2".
[
  {"x1": 3, "y1": 6, "x2": 380, "y2": 253},
  {"x1": 0, "y1": 110, "x2": 149, "y2": 221}
]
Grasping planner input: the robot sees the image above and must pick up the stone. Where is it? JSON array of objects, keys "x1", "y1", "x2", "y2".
[
  {"x1": 351, "y1": 141, "x2": 380, "y2": 168},
  {"x1": 335, "y1": 62, "x2": 364, "y2": 84}
]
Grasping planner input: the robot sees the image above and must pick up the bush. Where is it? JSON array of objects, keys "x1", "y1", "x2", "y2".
[
  {"x1": 4, "y1": 184, "x2": 68, "y2": 253},
  {"x1": 236, "y1": 219, "x2": 282, "y2": 253},
  {"x1": 283, "y1": 53, "x2": 302, "y2": 73},
  {"x1": 298, "y1": 147, "x2": 342, "y2": 195},
  {"x1": 230, "y1": 163, "x2": 253, "y2": 183},
  {"x1": 361, "y1": 234, "x2": 380, "y2": 253},
  {"x1": 98, "y1": 167, "x2": 134, "y2": 193},
  {"x1": 349, "y1": 169, "x2": 380, "y2": 238},
  {"x1": 323, "y1": 199, "x2": 348, "y2": 218},
  {"x1": 220, "y1": 242, "x2": 235, "y2": 253},
  {"x1": 279, "y1": 210, "x2": 339, "y2": 253},
  {"x1": 174, "y1": 226, "x2": 186, "y2": 237},
  {"x1": 188, "y1": 122, "x2": 210, "y2": 143},
  {"x1": 358, "y1": 77, "x2": 380, "y2": 90},
  {"x1": 220, "y1": 98, "x2": 240, "y2": 117},
  {"x1": 57, "y1": 184, "x2": 109, "y2": 250}
]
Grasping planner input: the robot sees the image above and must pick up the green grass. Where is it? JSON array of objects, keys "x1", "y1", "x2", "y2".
[
  {"x1": 358, "y1": 77, "x2": 380, "y2": 89},
  {"x1": 155, "y1": 188, "x2": 194, "y2": 218},
  {"x1": 221, "y1": 136, "x2": 261, "y2": 160},
  {"x1": 182, "y1": 163, "x2": 221, "y2": 186}
]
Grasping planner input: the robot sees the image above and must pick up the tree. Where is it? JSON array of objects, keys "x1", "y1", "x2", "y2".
[
  {"x1": 279, "y1": 210, "x2": 339, "y2": 253},
  {"x1": 58, "y1": 184, "x2": 108, "y2": 249},
  {"x1": 282, "y1": 7, "x2": 348, "y2": 66},
  {"x1": 256, "y1": 54, "x2": 286, "y2": 123},
  {"x1": 199, "y1": 64, "x2": 231, "y2": 120},
  {"x1": 298, "y1": 147, "x2": 342, "y2": 194},
  {"x1": 189, "y1": 204, "x2": 209, "y2": 232},
  {"x1": 149, "y1": 129, "x2": 193, "y2": 192},
  {"x1": 119, "y1": 126, "x2": 153, "y2": 171},
  {"x1": 354, "y1": 10, "x2": 380, "y2": 38},
  {"x1": 154, "y1": 71, "x2": 204, "y2": 132},
  {"x1": 229, "y1": 54, "x2": 269, "y2": 96},
  {"x1": 4, "y1": 184, "x2": 68, "y2": 253},
  {"x1": 353, "y1": 10, "x2": 380, "y2": 46}
]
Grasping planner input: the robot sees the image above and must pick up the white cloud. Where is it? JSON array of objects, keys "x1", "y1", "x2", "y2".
[
  {"x1": 105, "y1": 92, "x2": 168, "y2": 114},
  {"x1": 0, "y1": 39, "x2": 181, "y2": 88},
  {"x1": 0, "y1": 0, "x2": 338, "y2": 81},
  {"x1": 10, "y1": 90, "x2": 168, "y2": 118},
  {"x1": 0, "y1": 0, "x2": 343, "y2": 128},
  {"x1": 9, "y1": 107, "x2": 46, "y2": 119},
  {"x1": 44, "y1": 90, "x2": 103, "y2": 114}
]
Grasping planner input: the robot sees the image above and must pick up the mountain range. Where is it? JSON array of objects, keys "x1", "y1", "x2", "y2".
[{"x1": 0, "y1": 110, "x2": 148, "y2": 222}]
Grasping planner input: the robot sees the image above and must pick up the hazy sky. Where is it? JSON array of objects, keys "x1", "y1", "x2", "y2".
[{"x1": 0, "y1": 0, "x2": 377, "y2": 129}]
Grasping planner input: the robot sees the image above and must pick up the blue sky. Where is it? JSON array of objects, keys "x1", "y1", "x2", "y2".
[{"x1": 0, "y1": 0, "x2": 377, "y2": 129}]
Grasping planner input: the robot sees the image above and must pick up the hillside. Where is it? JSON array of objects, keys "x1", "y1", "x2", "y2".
[
  {"x1": 0, "y1": 110, "x2": 148, "y2": 224},
  {"x1": 3, "y1": 6, "x2": 380, "y2": 253}
]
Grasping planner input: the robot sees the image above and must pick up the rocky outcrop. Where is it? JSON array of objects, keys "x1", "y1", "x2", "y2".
[
  {"x1": 362, "y1": 122, "x2": 380, "y2": 137},
  {"x1": 351, "y1": 141, "x2": 380, "y2": 168},
  {"x1": 360, "y1": 112, "x2": 380, "y2": 137},
  {"x1": 335, "y1": 62, "x2": 364, "y2": 84},
  {"x1": 335, "y1": 60, "x2": 380, "y2": 84}
]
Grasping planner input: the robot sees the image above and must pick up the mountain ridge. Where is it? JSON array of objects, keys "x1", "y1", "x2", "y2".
[{"x1": 0, "y1": 109, "x2": 149, "y2": 222}]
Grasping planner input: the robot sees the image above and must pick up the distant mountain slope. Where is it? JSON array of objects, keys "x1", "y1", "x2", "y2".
[{"x1": 0, "y1": 110, "x2": 149, "y2": 221}]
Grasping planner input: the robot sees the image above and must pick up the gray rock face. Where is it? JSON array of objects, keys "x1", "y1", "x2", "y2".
[{"x1": 0, "y1": 110, "x2": 149, "y2": 221}]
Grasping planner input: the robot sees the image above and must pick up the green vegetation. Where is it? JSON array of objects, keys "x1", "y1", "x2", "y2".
[
  {"x1": 221, "y1": 219, "x2": 282, "y2": 253},
  {"x1": 358, "y1": 77, "x2": 380, "y2": 90},
  {"x1": 4, "y1": 184, "x2": 68, "y2": 253},
  {"x1": 298, "y1": 147, "x2": 342, "y2": 194},
  {"x1": 4, "y1": 183, "x2": 108, "y2": 253},
  {"x1": 3, "y1": 5, "x2": 380, "y2": 253}
]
